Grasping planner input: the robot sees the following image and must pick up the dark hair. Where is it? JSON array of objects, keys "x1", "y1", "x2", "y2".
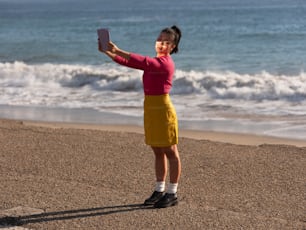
[{"x1": 161, "y1": 25, "x2": 182, "y2": 54}]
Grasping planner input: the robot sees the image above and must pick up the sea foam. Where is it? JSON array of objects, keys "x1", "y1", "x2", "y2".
[{"x1": 1, "y1": 61, "x2": 306, "y2": 119}]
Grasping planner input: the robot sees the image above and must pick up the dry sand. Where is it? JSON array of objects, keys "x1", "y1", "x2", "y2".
[{"x1": 0, "y1": 118, "x2": 305, "y2": 229}]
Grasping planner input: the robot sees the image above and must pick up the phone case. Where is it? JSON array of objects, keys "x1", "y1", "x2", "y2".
[{"x1": 97, "y1": 28, "x2": 110, "y2": 51}]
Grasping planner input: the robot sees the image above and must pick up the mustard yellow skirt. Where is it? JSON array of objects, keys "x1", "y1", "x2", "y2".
[{"x1": 144, "y1": 94, "x2": 178, "y2": 147}]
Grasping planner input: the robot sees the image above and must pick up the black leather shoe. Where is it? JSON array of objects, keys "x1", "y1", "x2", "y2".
[
  {"x1": 154, "y1": 193, "x2": 178, "y2": 208},
  {"x1": 144, "y1": 191, "x2": 164, "y2": 205}
]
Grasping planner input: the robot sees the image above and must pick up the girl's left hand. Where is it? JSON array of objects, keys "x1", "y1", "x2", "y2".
[
  {"x1": 107, "y1": 41, "x2": 119, "y2": 54},
  {"x1": 98, "y1": 40, "x2": 118, "y2": 54}
]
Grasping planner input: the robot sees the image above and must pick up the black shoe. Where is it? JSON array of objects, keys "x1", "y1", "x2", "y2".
[
  {"x1": 144, "y1": 191, "x2": 164, "y2": 205},
  {"x1": 154, "y1": 193, "x2": 178, "y2": 208}
]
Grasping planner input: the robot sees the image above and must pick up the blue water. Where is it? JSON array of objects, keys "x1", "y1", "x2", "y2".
[
  {"x1": 1, "y1": 0, "x2": 306, "y2": 140},
  {"x1": 1, "y1": 0, "x2": 306, "y2": 74}
]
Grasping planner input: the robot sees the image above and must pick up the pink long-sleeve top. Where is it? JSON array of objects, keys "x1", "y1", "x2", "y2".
[{"x1": 114, "y1": 53, "x2": 175, "y2": 95}]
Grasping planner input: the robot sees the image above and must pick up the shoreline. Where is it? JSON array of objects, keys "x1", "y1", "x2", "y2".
[
  {"x1": 23, "y1": 119, "x2": 306, "y2": 147},
  {"x1": 0, "y1": 104, "x2": 305, "y2": 147}
]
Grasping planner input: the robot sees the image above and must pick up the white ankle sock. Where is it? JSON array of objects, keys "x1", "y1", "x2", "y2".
[
  {"x1": 155, "y1": 181, "x2": 166, "y2": 192},
  {"x1": 167, "y1": 183, "x2": 178, "y2": 194}
]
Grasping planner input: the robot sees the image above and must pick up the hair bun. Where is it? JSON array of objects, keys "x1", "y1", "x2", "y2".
[
  {"x1": 171, "y1": 25, "x2": 182, "y2": 37},
  {"x1": 171, "y1": 25, "x2": 181, "y2": 54}
]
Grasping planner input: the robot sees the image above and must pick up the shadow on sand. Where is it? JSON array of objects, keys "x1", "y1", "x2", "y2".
[{"x1": 0, "y1": 203, "x2": 151, "y2": 227}]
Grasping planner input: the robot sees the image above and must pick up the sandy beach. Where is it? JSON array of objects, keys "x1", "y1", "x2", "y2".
[{"x1": 0, "y1": 118, "x2": 305, "y2": 229}]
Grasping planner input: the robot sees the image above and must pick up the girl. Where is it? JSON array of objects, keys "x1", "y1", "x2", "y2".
[{"x1": 98, "y1": 26, "x2": 182, "y2": 208}]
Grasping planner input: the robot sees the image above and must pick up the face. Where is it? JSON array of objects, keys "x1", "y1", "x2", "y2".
[{"x1": 155, "y1": 32, "x2": 176, "y2": 56}]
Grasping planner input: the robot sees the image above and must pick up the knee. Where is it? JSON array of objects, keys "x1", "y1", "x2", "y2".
[{"x1": 165, "y1": 146, "x2": 180, "y2": 161}]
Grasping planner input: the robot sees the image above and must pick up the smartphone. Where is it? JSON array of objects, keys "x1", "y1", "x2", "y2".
[{"x1": 97, "y1": 28, "x2": 110, "y2": 51}]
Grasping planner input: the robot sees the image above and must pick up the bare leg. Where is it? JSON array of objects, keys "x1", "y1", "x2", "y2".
[
  {"x1": 144, "y1": 148, "x2": 167, "y2": 205},
  {"x1": 164, "y1": 144, "x2": 181, "y2": 183},
  {"x1": 151, "y1": 147, "x2": 167, "y2": 182},
  {"x1": 153, "y1": 144, "x2": 181, "y2": 208},
  {"x1": 152, "y1": 145, "x2": 181, "y2": 183}
]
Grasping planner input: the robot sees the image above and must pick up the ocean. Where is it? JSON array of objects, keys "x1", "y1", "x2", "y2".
[{"x1": 1, "y1": 0, "x2": 306, "y2": 140}]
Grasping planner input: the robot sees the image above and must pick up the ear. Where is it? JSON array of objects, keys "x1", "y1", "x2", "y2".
[{"x1": 171, "y1": 44, "x2": 176, "y2": 50}]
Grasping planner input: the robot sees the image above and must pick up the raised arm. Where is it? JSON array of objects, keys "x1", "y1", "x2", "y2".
[
  {"x1": 98, "y1": 40, "x2": 168, "y2": 72},
  {"x1": 98, "y1": 40, "x2": 130, "y2": 60}
]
